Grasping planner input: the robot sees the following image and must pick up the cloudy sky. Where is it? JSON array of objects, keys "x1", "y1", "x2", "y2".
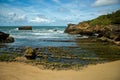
[{"x1": 0, "y1": 0, "x2": 120, "y2": 26}]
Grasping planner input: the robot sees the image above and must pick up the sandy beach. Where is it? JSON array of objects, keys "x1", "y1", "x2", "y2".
[{"x1": 0, "y1": 60, "x2": 120, "y2": 80}]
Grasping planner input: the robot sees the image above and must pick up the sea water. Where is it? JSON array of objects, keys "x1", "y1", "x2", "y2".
[{"x1": 0, "y1": 26, "x2": 85, "y2": 47}]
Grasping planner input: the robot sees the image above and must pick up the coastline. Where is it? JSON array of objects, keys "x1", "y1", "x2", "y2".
[{"x1": 0, "y1": 60, "x2": 120, "y2": 80}]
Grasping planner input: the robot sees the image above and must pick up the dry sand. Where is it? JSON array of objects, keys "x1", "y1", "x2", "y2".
[{"x1": 0, "y1": 61, "x2": 120, "y2": 80}]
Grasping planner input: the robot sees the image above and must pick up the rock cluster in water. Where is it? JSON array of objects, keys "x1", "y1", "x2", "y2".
[{"x1": 0, "y1": 31, "x2": 14, "y2": 43}]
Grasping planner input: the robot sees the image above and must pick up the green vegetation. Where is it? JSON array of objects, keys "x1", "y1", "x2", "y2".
[
  {"x1": 0, "y1": 52, "x2": 21, "y2": 61},
  {"x1": 86, "y1": 10, "x2": 120, "y2": 26},
  {"x1": 77, "y1": 38, "x2": 120, "y2": 61}
]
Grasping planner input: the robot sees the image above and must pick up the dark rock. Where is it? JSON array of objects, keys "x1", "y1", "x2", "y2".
[
  {"x1": 6, "y1": 36, "x2": 15, "y2": 43},
  {"x1": 0, "y1": 31, "x2": 9, "y2": 41},
  {"x1": 18, "y1": 26, "x2": 32, "y2": 30},
  {"x1": 78, "y1": 30, "x2": 94, "y2": 36},
  {"x1": 54, "y1": 29, "x2": 57, "y2": 32},
  {"x1": 0, "y1": 31, "x2": 14, "y2": 43}
]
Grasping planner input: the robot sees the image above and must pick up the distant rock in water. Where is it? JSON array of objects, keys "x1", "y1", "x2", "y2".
[
  {"x1": 18, "y1": 26, "x2": 32, "y2": 30},
  {"x1": 54, "y1": 29, "x2": 57, "y2": 32},
  {"x1": 0, "y1": 31, "x2": 14, "y2": 43}
]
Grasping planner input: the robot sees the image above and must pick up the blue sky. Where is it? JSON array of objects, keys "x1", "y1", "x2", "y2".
[{"x1": 0, "y1": 0, "x2": 120, "y2": 26}]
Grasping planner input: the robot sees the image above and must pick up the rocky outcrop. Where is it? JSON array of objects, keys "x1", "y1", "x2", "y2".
[
  {"x1": 64, "y1": 10, "x2": 120, "y2": 45},
  {"x1": 97, "y1": 25, "x2": 120, "y2": 45},
  {"x1": 65, "y1": 22, "x2": 120, "y2": 45},
  {"x1": 0, "y1": 31, "x2": 14, "y2": 43},
  {"x1": 64, "y1": 22, "x2": 95, "y2": 35},
  {"x1": 24, "y1": 46, "x2": 36, "y2": 59},
  {"x1": 64, "y1": 24, "x2": 77, "y2": 34},
  {"x1": 18, "y1": 26, "x2": 32, "y2": 30}
]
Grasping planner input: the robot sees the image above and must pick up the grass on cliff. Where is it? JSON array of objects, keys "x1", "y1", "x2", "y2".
[{"x1": 85, "y1": 10, "x2": 120, "y2": 26}]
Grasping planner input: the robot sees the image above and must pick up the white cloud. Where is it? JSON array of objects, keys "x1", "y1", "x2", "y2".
[
  {"x1": 16, "y1": 15, "x2": 26, "y2": 20},
  {"x1": 92, "y1": 0, "x2": 119, "y2": 6},
  {"x1": 8, "y1": 12, "x2": 27, "y2": 22},
  {"x1": 29, "y1": 17, "x2": 54, "y2": 23},
  {"x1": 52, "y1": 0, "x2": 60, "y2": 3}
]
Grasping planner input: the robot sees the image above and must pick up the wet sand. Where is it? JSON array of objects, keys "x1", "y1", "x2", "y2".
[{"x1": 0, "y1": 60, "x2": 120, "y2": 80}]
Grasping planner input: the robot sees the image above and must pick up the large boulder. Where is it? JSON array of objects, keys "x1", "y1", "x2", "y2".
[
  {"x1": 24, "y1": 46, "x2": 36, "y2": 59},
  {"x1": 0, "y1": 31, "x2": 14, "y2": 43},
  {"x1": 18, "y1": 26, "x2": 32, "y2": 30}
]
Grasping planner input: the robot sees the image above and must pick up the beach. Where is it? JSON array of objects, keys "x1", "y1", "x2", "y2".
[{"x1": 0, "y1": 60, "x2": 120, "y2": 80}]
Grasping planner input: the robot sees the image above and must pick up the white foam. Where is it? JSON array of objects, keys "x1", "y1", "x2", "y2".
[
  {"x1": 48, "y1": 29, "x2": 54, "y2": 32},
  {"x1": 16, "y1": 28, "x2": 18, "y2": 30}
]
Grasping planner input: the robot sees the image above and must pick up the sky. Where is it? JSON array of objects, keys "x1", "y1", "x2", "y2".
[{"x1": 0, "y1": 0, "x2": 120, "y2": 26}]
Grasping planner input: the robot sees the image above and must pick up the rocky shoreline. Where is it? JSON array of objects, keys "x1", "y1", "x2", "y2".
[
  {"x1": 0, "y1": 10, "x2": 120, "y2": 70},
  {"x1": 65, "y1": 23, "x2": 120, "y2": 45},
  {"x1": 64, "y1": 10, "x2": 120, "y2": 45},
  {"x1": 0, "y1": 38, "x2": 120, "y2": 70}
]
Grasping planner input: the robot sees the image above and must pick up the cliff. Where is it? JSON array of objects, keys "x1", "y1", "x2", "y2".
[{"x1": 64, "y1": 10, "x2": 120, "y2": 45}]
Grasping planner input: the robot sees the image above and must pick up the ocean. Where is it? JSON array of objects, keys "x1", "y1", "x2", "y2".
[{"x1": 0, "y1": 26, "x2": 87, "y2": 48}]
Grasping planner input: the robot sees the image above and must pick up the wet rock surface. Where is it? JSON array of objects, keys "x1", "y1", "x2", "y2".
[{"x1": 0, "y1": 31, "x2": 14, "y2": 43}]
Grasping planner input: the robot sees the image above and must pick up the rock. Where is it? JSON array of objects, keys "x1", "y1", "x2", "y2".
[
  {"x1": 15, "y1": 57, "x2": 27, "y2": 61},
  {"x1": 6, "y1": 36, "x2": 15, "y2": 43},
  {"x1": 97, "y1": 25, "x2": 120, "y2": 45},
  {"x1": 64, "y1": 24, "x2": 77, "y2": 34},
  {"x1": 65, "y1": 22, "x2": 95, "y2": 35},
  {"x1": 24, "y1": 46, "x2": 36, "y2": 59},
  {"x1": 97, "y1": 37, "x2": 108, "y2": 42},
  {"x1": 64, "y1": 10, "x2": 120, "y2": 45},
  {"x1": 0, "y1": 31, "x2": 14, "y2": 43},
  {"x1": 54, "y1": 29, "x2": 57, "y2": 32},
  {"x1": 18, "y1": 26, "x2": 32, "y2": 30},
  {"x1": 0, "y1": 31, "x2": 9, "y2": 40},
  {"x1": 114, "y1": 41, "x2": 120, "y2": 45},
  {"x1": 115, "y1": 35, "x2": 120, "y2": 41}
]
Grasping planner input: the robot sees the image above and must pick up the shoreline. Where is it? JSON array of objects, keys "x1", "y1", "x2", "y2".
[
  {"x1": 0, "y1": 60, "x2": 120, "y2": 80},
  {"x1": 0, "y1": 37, "x2": 120, "y2": 70}
]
